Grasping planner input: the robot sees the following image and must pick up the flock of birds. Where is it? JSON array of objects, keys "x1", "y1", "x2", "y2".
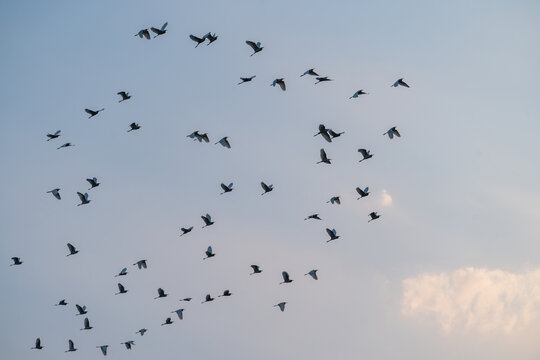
[{"x1": 11, "y1": 21, "x2": 411, "y2": 356}]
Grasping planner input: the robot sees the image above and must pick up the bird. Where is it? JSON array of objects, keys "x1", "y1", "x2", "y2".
[
  {"x1": 47, "y1": 188, "x2": 61, "y2": 200},
  {"x1": 57, "y1": 142, "x2": 74, "y2": 150},
  {"x1": 274, "y1": 302, "x2": 287, "y2": 312},
  {"x1": 180, "y1": 227, "x2": 193, "y2": 236},
  {"x1": 271, "y1": 78, "x2": 286, "y2": 91},
  {"x1": 31, "y1": 338, "x2": 43, "y2": 350},
  {"x1": 383, "y1": 126, "x2": 401, "y2": 139},
  {"x1": 86, "y1": 177, "x2": 100, "y2": 190},
  {"x1": 238, "y1": 76, "x2": 256, "y2": 85},
  {"x1": 250, "y1": 265, "x2": 262, "y2": 274},
  {"x1": 203, "y1": 246, "x2": 215, "y2": 259},
  {"x1": 135, "y1": 29, "x2": 151, "y2": 40},
  {"x1": 356, "y1": 187, "x2": 369, "y2": 199},
  {"x1": 115, "y1": 267, "x2": 128, "y2": 277},
  {"x1": 328, "y1": 129, "x2": 344, "y2": 138},
  {"x1": 189, "y1": 34, "x2": 206, "y2": 47},
  {"x1": 77, "y1": 192, "x2": 90, "y2": 206},
  {"x1": 392, "y1": 78, "x2": 410, "y2": 88},
  {"x1": 171, "y1": 309, "x2": 184, "y2": 320},
  {"x1": 115, "y1": 283, "x2": 127, "y2": 295},
  {"x1": 161, "y1": 317, "x2": 173, "y2": 326},
  {"x1": 187, "y1": 131, "x2": 210, "y2": 143},
  {"x1": 304, "y1": 214, "x2": 321, "y2": 220},
  {"x1": 300, "y1": 68, "x2": 318, "y2": 77},
  {"x1": 201, "y1": 294, "x2": 214, "y2": 303},
  {"x1": 55, "y1": 299, "x2": 68, "y2": 306},
  {"x1": 305, "y1": 269, "x2": 319, "y2": 280},
  {"x1": 134, "y1": 260, "x2": 147, "y2": 269},
  {"x1": 75, "y1": 304, "x2": 87, "y2": 315},
  {"x1": 65, "y1": 339, "x2": 77, "y2": 352},
  {"x1": 66, "y1": 243, "x2": 78, "y2": 256},
  {"x1": 260, "y1": 182, "x2": 273, "y2": 195},
  {"x1": 368, "y1": 212, "x2": 381, "y2": 222},
  {"x1": 117, "y1": 91, "x2": 131, "y2": 102},
  {"x1": 127, "y1": 122, "x2": 141, "y2": 132},
  {"x1": 314, "y1": 124, "x2": 332, "y2": 143},
  {"x1": 204, "y1": 32, "x2": 218, "y2": 45},
  {"x1": 280, "y1": 271, "x2": 293, "y2": 284},
  {"x1": 349, "y1": 90, "x2": 369, "y2": 98},
  {"x1": 46, "y1": 130, "x2": 61, "y2": 141},
  {"x1": 201, "y1": 214, "x2": 214, "y2": 228},
  {"x1": 97, "y1": 345, "x2": 108, "y2": 356},
  {"x1": 327, "y1": 196, "x2": 341, "y2": 205},
  {"x1": 136, "y1": 329, "x2": 147, "y2": 336},
  {"x1": 80, "y1": 317, "x2": 92, "y2": 330},
  {"x1": 315, "y1": 76, "x2": 332, "y2": 84},
  {"x1": 121, "y1": 341, "x2": 135, "y2": 350},
  {"x1": 317, "y1": 148, "x2": 331, "y2": 164},
  {"x1": 155, "y1": 288, "x2": 168, "y2": 299},
  {"x1": 215, "y1": 136, "x2": 231, "y2": 148},
  {"x1": 10, "y1": 257, "x2": 23, "y2": 266},
  {"x1": 85, "y1": 108, "x2": 104, "y2": 119},
  {"x1": 218, "y1": 290, "x2": 232, "y2": 297},
  {"x1": 180, "y1": 297, "x2": 192, "y2": 302},
  {"x1": 151, "y1": 22, "x2": 168, "y2": 37},
  {"x1": 358, "y1": 149, "x2": 373, "y2": 162},
  {"x1": 220, "y1": 183, "x2": 234, "y2": 194},
  {"x1": 326, "y1": 228, "x2": 340, "y2": 242},
  {"x1": 245, "y1": 40, "x2": 263, "y2": 56}
]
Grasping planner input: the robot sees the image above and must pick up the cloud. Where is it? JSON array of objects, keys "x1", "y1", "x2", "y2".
[
  {"x1": 401, "y1": 267, "x2": 540, "y2": 333},
  {"x1": 380, "y1": 189, "x2": 392, "y2": 207}
]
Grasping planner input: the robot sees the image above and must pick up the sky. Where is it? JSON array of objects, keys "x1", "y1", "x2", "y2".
[{"x1": 1, "y1": 0, "x2": 540, "y2": 359}]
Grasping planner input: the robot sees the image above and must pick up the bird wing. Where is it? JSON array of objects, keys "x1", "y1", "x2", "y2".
[
  {"x1": 69, "y1": 340, "x2": 74, "y2": 349},
  {"x1": 282, "y1": 271, "x2": 289, "y2": 282},
  {"x1": 278, "y1": 80, "x2": 286, "y2": 91},
  {"x1": 84, "y1": 318, "x2": 90, "y2": 327},
  {"x1": 245, "y1": 40, "x2": 258, "y2": 50},
  {"x1": 161, "y1": 22, "x2": 168, "y2": 31},
  {"x1": 158, "y1": 288, "x2": 165, "y2": 296},
  {"x1": 86, "y1": 178, "x2": 95, "y2": 186},
  {"x1": 228, "y1": 183, "x2": 233, "y2": 189},
  {"x1": 150, "y1": 27, "x2": 161, "y2": 34},
  {"x1": 393, "y1": 129, "x2": 401, "y2": 137},
  {"x1": 326, "y1": 228, "x2": 333, "y2": 237},
  {"x1": 251, "y1": 265, "x2": 259, "y2": 272},
  {"x1": 77, "y1": 192, "x2": 85, "y2": 202},
  {"x1": 321, "y1": 131, "x2": 332, "y2": 143},
  {"x1": 358, "y1": 149, "x2": 368, "y2": 157},
  {"x1": 118, "y1": 283, "x2": 125, "y2": 292},
  {"x1": 76, "y1": 304, "x2": 83, "y2": 313},
  {"x1": 190, "y1": 35, "x2": 202, "y2": 42},
  {"x1": 84, "y1": 109, "x2": 94, "y2": 115},
  {"x1": 220, "y1": 183, "x2": 229, "y2": 192},
  {"x1": 120, "y1": 267, "x2": 127, "y2": 274},
  {"x1": 36, "y1": 338, "x2": 41, "y2": 347},
  {"x1": 332, "y1": 229, "x2": 337, "y2": 236},
  {"x1": 118, "y1": 91, "x2": 126, "y2": 97},
  {"x1": 54, "y1": 130, "x2": 61, "y2": 135},
  {"x1": 320, "y1": 148, "x2": 327, "y2": 160},
  {"x1": 207, "y1": 246, "x2": 213, "y2": 254},
  {"x1": 67, "y1": 243, "x2": 76, "y2": 253},
  {"x1": 261, "y1": 182, "x2": 268, "y2": 191}
]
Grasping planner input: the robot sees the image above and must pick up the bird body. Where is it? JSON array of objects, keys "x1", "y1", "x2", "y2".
[
  {"x1": 219, "y1": 290, "x2": 232, "y2": 297},
  {"x1": 10, "y1": 257, "x2": 23, "y2": 266},
  {"x1": 76, "y1": 304, "x2": 87, "y2": 315},
  {"x1": 116, "y1": 267, "x2": 128, "y2": 277},
  {"x1": 57, "y1": 142, "x2": 74, "y2": 150},
  {"x1": 204, "y1": 32, "x2": 218, "y2": 45},
  {"x1": 121, "y1": 341, "x2": 135, "y2": 350},
  {"x1": 189, "y1": 34, "x2": 206, "y2": 47},
  {"x1": 127, "y1": 123, "x2": 140, "y2": 132},
  {"x1": 46, "y1": 130, "x2": 61, "y2": 141},
  {"x1": 246, "y1": 40, "x2": 263, "y2": 56},
  {"x1": 315, "y1": 76, "x2": 332, "y2": 84},
  {"x1": 136, "y1": 329, "x2": 147, "y2": 336},
  {"x1": 161, "y1": 317, "x2": 173, "y2": 325},
  {"x1": 55, "y1": 299, "x2": 68, "y2": 306},
  {"x1": 304, "y1": 214, "x2": 321, "y2": 220}
]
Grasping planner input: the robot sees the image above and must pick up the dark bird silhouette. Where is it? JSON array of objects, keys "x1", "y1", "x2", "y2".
[
  {"x1": 328, "y1": 129, "x2": 344, "y2": 138},
  {"x1": 304, "y1": 214, "x2": 321, "y2": 220},
  {"x1": 250, "y1": 265, "x2": 262, "y2": 274},
  {"x1": 315, "y1": 76, "x2": 332, "y2": 84},
  {"x1": 358, "y1": 149, "x2": 373, "y2": 162},
  {"x1": 326, "y1": 228, "x2": 340, "y2": 242},
  {"x1": 201, "y1": 294, "x2": 214, "y2": 303},
  {"x1": 151, "y1": 22, "x2": 168, "y2": 38},
  {"x1": 66, "y1": 243, "x2": 78, "y2": 256},
  {"x1": 115, "y1": 283, "x2": 127, "y2": 295},
  {"x1": 350, "y1": 90, "x2": 368, "y2": 98},
  {"x1": 327, "y1": 196, "x2": 341, "y2": 205},
  {"x1": 171, "y1": 309, "x2": 184, "y2": 320},
  {"x1": 10, "y1": 257, "x2": 23, "y2": 266},
  {"x1": 215, "y1": 136, "x2": 231, "y2": 148},
  {"x1": 121, "y1": 341, "x2": 135, "y2": 350},
  {"x1": 127, "y1": 122, "x2": 141, "y2": 132},
  {"x1": 87, "y1": 177, "x2": 100, "y2": 190},
  {"x1": 65, "y1": 339, "x2": 77, "y2": 352},
  {"x1": 180, "y1": 297, "x2": 192, "y2": 302},
  {"x1": 392, "y1": 78, "x2": 410, "y2": 88},
  {"x1": 314, "y1": 124, "x2": 332, "y2": 143},
  {"x1": 46, "y1": 130, "x2": 61, "y2": 141},
  {"x1": 187, "y1": 131, "x2": 210, "y2": 143},
  {"x1": 154, "y1": 288, "x2": 168, "y2": 299},
  {"x1": 80, "y1": 317, "x2": 92, "y2": 330},
  {"x1": 219, "y1": 290, "x2": 232, "y2": 297},
  {"x1": 305, "y1": 269, "x2": 318, "y2": 280},
  {"x1": 246, "y1": 40, "x2": 263, "y2": 56},
  {"x1": 261, "y1": 182, "x2": 274, "y2": 195},
  {"x1": 238, "y1": 75, "x2": 256, "y2": 85},
  {"x1": 274, "y1": 302, "x2": 287, "y2": 312},
  {"x1": 97, "y1": 345, "x2": 108, "y2": 356},
  {"x1": 201, "y1": 214, "x2": 214, "y2": 228},
  {"x1": 115, "y1": 267, "x2": 128, "y2": 277},
  {"x1": 189, "y1": 34, "x2": 206, "y2": 47},
  {"x1": 161, "y1": 317, "x2": 173, "y2": 326},
  {"x1": 136, "y1": 329, "x2": 147, "y2": 336},
  {"x1": 356, "y1": 187, "x2": 369, "y2": 199},
  {"x1": 57, "y1": 142, "x2": 74, "y2": 150},
  {"x1": 368, "y1": 212, "x2": 381, "y2": 222},
  {"x1": 134, "y1": 260, "x2": 147, "y2": 269},
  {"x1": 85, "y1": 108, "x2": 104, "y2": 119},
  {"x1": 203, "y1": 246, "x2": 215, "y2": 259},
  {"x1": 383, "y1": 126, "x2": 401, "y2": 139},
  {"x1": 31, "y1": 338, "x2": 43, "y2": 350},
  {"x1": 317, "y1": 148, "x2": 331, "y2": 164},
  {"x1": 271, "y1": 78, "x2": 286, "y2": 91},
  {"x1": 220, "y1": 183, "x2": 234, "y2": 194},
  {"x1": 118, "y1": 91, "x2": 131, "y2": 102},
  {"x1": 55, "y1": 299, "x2": 68, "y2": 306},
  {"x1": 47, "y1": 188, "x2": 61, "y2": 200},
  {"x1": 135, "y1": 29, "x2": 151, "y2": 40},
  {"x1": 180, "y1": 227, "x2": 193, "y2": 236},
  {"x1": 75, "y1": 304, "x2": 87, "y2": 315},
  {"x1": 280, "y1": 271, "x2": 293, "y2": 284},
  {"x1": 77, "y1": 192, "x2": 90, "y2": 206},
  {"x1": 301, "y1": 68, "x2": 318, "y2": 77},
  {"x1": 204, "y1": 32, "x2": 218, "y2": 45}
]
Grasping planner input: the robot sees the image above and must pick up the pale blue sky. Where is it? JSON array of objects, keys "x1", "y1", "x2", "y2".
[{"x1": 1, "y1": 0, "x2": 540, "y2": 359}]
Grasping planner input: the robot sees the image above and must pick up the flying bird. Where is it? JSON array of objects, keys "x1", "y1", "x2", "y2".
[
  {"x1": 238, "y1": 76, "x2": 256, "y2": 85},
  {"x1": 55, "y1": 299, "x2": 68, "y2": 306},
  {"x1": 151, "y1": 22, "x2": 168, "y2": 37},
  {"x1": 202, "y1": 294, "x2": 214, "y2": 303},
  {"x1": 180, "y1": 227, "x2": 193, "y2": 236},
  {"x1": 47, "y1": 188, "x2": 61, "y2": 200},
  {"x1": 115, "y1": 267, "x2": 128, "y2": 277},
  {"x1": 77, "y1": 192, "x2": 90, "y2": 206},
  {"x1": 161, "y1": 317, "x2": 173, "y2": 326},
  {"x1": 358, "y1": 149, "x2": 373, "y2": 162},
  {"x1": 97, "y1": 345, "x2": 108, "y2": 356},
  {"x1": 80, "y1": 317, "x2": 92, "y2": 330},
  {"x1": 326, "y1": 228, "x2": 339, "y2": 242},
  {"x1": 328, "y1": 129, "x2": 344, "y2": 138},
  {"x1": 203, "y1": 246, "x2": 215, "y2": 259},
  {"x1": 155, "y1": 288, "x2": 168, "y2": 299},
  {"x1": 127, "y1": 122, "x2": 141, "y2": 132},
  {"x1": 189, "y1": 34, "x2": 206, "y2": 47},
  {"x1": 250, "y1": 265, "x2": 262, "y2": 274},
  {"x1": 134, "y1": 260, "x2": 147, "y2": 269},
  {"x1": 301, "y1": 68, "x2": 318, "y2": 77},
  {"x1": 368, "y1": 212, "x2": 381, "y2": 222},
  {"x1": 317, "y1": 148, "x2": 331, "y2": 164},
  {"x1": 304, "y1": 214, "x2": 321, "y2": 220},
  {"x1": 305, "y1": 269, "x2": 318, "y2": 280},
  {"x1": 10, "y1": 257, "x2": 23, "y2": 266},
  {"x1": 220, "y1": 183, "x2": 234, "y2": 194},
  {"x1": 66, "y1": 243, "x2": 79, "y2": 256},
  {"x1": 201, "y1": 214, "x2": 214, "y2": 228},
  {"x1": 392, "y1": 78, "x2": 410, "y2": 88},
  {"x1": 349, "y1": 90, "x2": 368, "y2": 98},
  {"x1": 314, "y1": 124, "x2": 332, "y2": 143},
  {"x1": 135, "y1": 29, "x2": 150, "y2": 40},
  {"x1": 76, "y1": 304, "x2": 87, "y2": 315},
  {"x1": 218, "y1": 290, "x2": 232, "y2": 297},
  {"x1": 215, "y1": 136, "x2": 231, "y2": 148},
  {"x1": 180, "y1": 297, "x2": 192, "y2": 302},
  {"x1": 57, "y1": 142, "x2": 74, "y2": 150},
  {"x1": 85, "y1": 108, "x2": 104, "y2": 119},
  {"x1": 274, "y1": 302, "x2": 287, "y2": 312},
  {"x1": 383, "y1": 126, "x2": 401, "y2": 139},
  {"x1": 327, "y1": 196, "x2": 341, "y2": 205},
  {"x1": 117, "y1": 91, "x2": 131, "y2": 102},
  {"x1": 31, "y1": 338, "x2": 43, "y2": 350},
  {"x1": 356, "y1": 187, "x2": 369, "y2": 199},
  {"x1": 187, "y1": 131, "x2": 209, "y2": 143},
  {"x1": 65, "y1": 339, "x2": 77, "y2": 352},
  {"x1": 204, "y1": 32, "x2": 218, "y2": 45},
  {"x1": 46, "y1": 130, "x2": 61, "y2": 141},
  {"x1": 121, "y1": 341, "x2": 135, "y2": 350},
  {"x1": 260, "y1": 182, "x2": 273, "y2": 195},
  {"x1": 280, "y1": 271, "x2": 293, "y2": 284},
  {"x1": 245, "y1": 40, "x2": 263, "y2": 56},
  {"x1": 171, "y1": 309, "x2": 184, "y2": 320},
  {"x1": 136, "y1": 329, "x2": 147, "y2": 336},
  {"x1": 315, "y1": 76, "x2": 332, "y2": 84},
  {"x1": 87, "y1": 177, "x2": 100, "y2": 190},
  {"x1": 115, "y1": 283, "x2": 127, "y2": 295},
  {"x1": 271, "y1": 78, "x2": 286, "y2": 91}
]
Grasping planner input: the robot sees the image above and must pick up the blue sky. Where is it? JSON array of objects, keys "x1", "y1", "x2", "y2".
[{"x1": 1, "y1": 0, "x2": 540, "y2": 359}]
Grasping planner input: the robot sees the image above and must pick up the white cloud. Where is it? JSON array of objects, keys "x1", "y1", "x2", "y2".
[
  {"x1": 401, "y1": 267, "x2": 540, "y2": 333},
  {"x1": 381, "y1": 189, "x2": 392, "y2": 207}
]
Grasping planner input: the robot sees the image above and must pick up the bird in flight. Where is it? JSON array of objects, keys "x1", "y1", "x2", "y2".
[
  {"x1": 317, "y1": 148, "x2": 331, "y2": 164},
  {"x1": 356, "y1": 187, "x2": 369, "y2": 199},
  {"x1": 161, "y1": 317, "x2": 173, "y2": 326},
  {"x1": 238, "y1": 76, "x2": 256, "y2": 85},
  {"x1": 327, "y1": 196, "x2": 341, "y2": 205},
  {"x1": 271, "y1": 78, "x2": 286, "y2": 91},
  {"x1": 97, "y1": 345, "x2": 108, "y2": 356},
  {"x1": 136, "y1": 329, "x2": 147, "y2": 336},
  {"x1": 187, "y1": 131, "x2": 209, "y2": 143},
  {"x1": 392, "y1": 78, "x2": 410, "y2": 88},
  {"x1": 85, "y1": 108, "x2": 104, "y2": 119},
  {"x1": 180, "y1": 226, "x2": 193, "y2": 236},
  {"x1": 250, "y1": 265, "x2": 262, "y2": 275},
  {"x1": 80, "y1": 317, "x2": 92, "y2": 330},
  {"x1": 314, "y1": 124, "x2": 332, "y2": 143},
  {"x1": 154, "y1": 288, "x2": 168, "y2": 299},
  {"x1": 151, "y1": 22, "x2": 168, "y2": 38},
  {"x1": 219, "y1": 290, "x2": 232, "y2": 297},
  {"x1": 65, "y1": 339, "x2": 77, "y2": 352},
  {"x1": 328, "y1": 129, "x2": 344, "y2": 139},
  {"x1": 280, "y1": 271, "x2": 293, "y2": 284},
  {"x1": 180, "y1": 297, "x2": 192, "y2": 302},
  {"x1": 220, "y1": 183, "x2": 234, "y2": 194},
  {"x1": 189, "y1": 34, "x2": 206, "y2": 47},
  {"x1": 75, "y1": 304, "x2": 87, "y2": 315},
  {"x1": 31, "y1": 338, "x2": 43, "y2": 350},
  {"x1": 10, "y1": 257, "x2": 23, "y2": 266},
  {"x1": 134, "y1": 259, "x2": 147, "y2": 269},
  {"x1": 115, "y1": 267, "x2": 128, "y2": 277},
  {"x1": 245, "y1": 40, "x2": 263, "y2": 56},
  {"x1": 127, "y1": 122, "x2": 141, "y2": 132},
  {"x1": 47, "y1": 188, "x2": 61, "y2": 200},
  {"x1": 115, "y1": 283, "x2": 128, "y2": 295},
  {"x1": 315, "y1": 76, "x2": 332, "y2": 84},
  {"x1": 358, "y1": 149, "x2": 373, "y2": 162},
  {"x1": 135, "y1": 29, "x2": 151, "y2": 40},
  {"x1": 87, "y1": 177, "x2": 100, "y2": 190},
  {"x1": 77, "y1": 192, "x2": 90, "y2": 206},
  {"x1": 326, "y1": 228, "x2": 340, "y2": 242},
  {"x1": 305, "y1": 269, "x2": 318, "y2": 280},
  {"x1": 171, "y1": 309, "x2": 184, "y2": 320},
  {"x1": 274, "y1": 302, "x2": 287, "y2": 312},
  {"x1": 304, "y1": 214, "x2": 321, "y2": 221},
  {"x1": 201, "y1": 294, "x2": 214, "y2": 303},
  {"x1": 66, "y1": 243, "x2": 79, "y2": 256},
  {"x1": 368, "y1": 212, "x2": 381, "y2": 222},
  {"x1": 46, "y1": 130, "x2": 61, "y2": 141},
  {"x1": 260, "y1": 182, "x2": 274, "y2": 195},
  {"x1": 204, "y1": 32, "x2": 218, "y2": 45},
  {"x1": 201, "y1": 214, "x2": 214, "y2": 228},
  {"x1": 350, "y1": 89, "x2": 368, "y2": 98},
  {"x1": 121, "y1": 341, "x2": 135, "y2": 350},
  {"x1": 55, "y1": 299, "x2": 68, "y2": 306},
  {"x1": 57, "y1": 142, "x2": 74, "y2": 150},
  {"x1": 215, "y1": 136, "x2": 231, "y2": 148},
  {"x1": 117, "y1": 91, "x2": 131, "y2": 102},
  {"x1": 383, "y1": 126, "x2": 401, "y2": 139},
  {"x1": 203, "y1": 246, "x2": 215, "y2": 259},
  {"x1": 301, "y1": 68, "x2": 318, "y2": 77}
]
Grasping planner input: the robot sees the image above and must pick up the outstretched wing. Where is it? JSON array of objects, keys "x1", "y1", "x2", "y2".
[
  {"x1": 245, "y1": 40, "x2": 258, "y2": 50},
  {"x1": 161, "y1": 22, "x2": 168, "y2": 31}
]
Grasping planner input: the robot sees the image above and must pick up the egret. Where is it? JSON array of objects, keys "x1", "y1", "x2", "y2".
[
  {"x1": 356, "y1": 187, "x2": 369, "y2": 199},
  {"x1": 271, "y1": 78, "x2": 286, "y2": 91},
  {"x1": 218, "y1": 290, "x2": 232, "y2": 297},
  {"x1": 180, "y1": 297, "x2": 192, "y2": 302},
  {"x1": 75, "y1": 304, "x2": 87, "y2": 315},
  {"x1": 327, "y1": 196, "x2": 341, "y2": 205},
  {"x1": 57, "y1": 142, "x2": 74, "y2": 150},
  {"x1": 246, "y1": 40, "x2": 263, "y2": 56},
  {"x1": 66, "y1": 243, "x2": 79, "y2": 256},
  {"x1": 65, "y1": 339, "x2": 77, "y2": 352},
  {"x1": 315, "y1": 76, "x2": 332, "y2": 84},
  {"x1": 201, "y1": 214, "x2": 214, "y2": 228},
  {"x1": 274, "y1": 302, "x2": 286, "y2": 312},
  {"x1": 189, "y1": 34, "x2": 206, "y2": 47},
  {"x1": 151, "y1": 22, "x2": 168, "y2": 37},
  {"x1": 97, "y1": 345, "x2": 108, "y2": 356},
  {"x1": 304, "y1": 214, "x2": 321, "y2": 220},
  {"x1": 87, "y1": 177, "x2": 100, "y2": 190},
  {"x1": 383, "y1": 126, "x2": 401, "y2": 139},
  {"x1": 155, "y1": 288, "x2": 168, "y2": 299},
  {"x1": 135, "y1": 29, "x2": 150, "y2": 39},
  {"x1": 161, "y1": 317, "x2": 173, "y2": 326},
  {"x1": 314, "y1": 124, "x2": 332, "y2": 143},
  {"x1": 328, "y1": 129, "x2": 344, "y2": 138},
  {"x1": 305, "y1": 269, "x2": 318, "y2": 280},
  {"x1": 260, "y1": 182, "x2": 273, "y2": 195},
  {"x1": 134, "y1": 260, "x2": 147, "y2": 269},
  {"x1": 80, "y1": 317, "x2": 92, "y2": 330},
  {"x1": 250, "y1": 265, "x2": 262, "y2": 274},
  {"x1": 203, "y1": 246, "x2": 215, "y2": 259},
  {"x1": 202, "y1": 294, "x2": 214, "y2": 303},
  {"x1": 215, "y1": 136, "x2": 231, "y2": 148},
  {"x1": 85, "y1": 108, "x2": 104, "y2": 119},
  {"x1": 301, "y1": 68, "x2": 318, "y2": 77},
  {"x1": 220, "y1": 183, "x2": 234, "y2": 194},
  {"x1": 204, "y1": 32, "x2": 218, "y2": 45},
  {"x1": 171, "y1": 309, "x2": 184, "y2": 320},
  {"x1": 77, "y1": 192, "x2": 90, "y2": 206},
  {"x1": 31, "y1": 338, "x2": 43, "y2": 350},
  {"x1": 280, "y1": 271, "x2": 293, "y2": 284},
  {"x1": 127, "y1": 123, "x2": 141, "y2": 132},
  {"x1": 117, "y1": 91, "x2": 131, "y2": 102},
  {"x1": 180, "y1": 227, "x2": 193, "y2": 236},
  {"x1": 115, "y1": 267, "x2": 128, "y2": 277},
  {"x1": 368, "y1": 212, "x2": 381, "y2": 222},
  {"x1": 326, "y1": 228, "x2": 339, "y2": 242},
  {"x1": 317, "y1": 148, "x2": 331, "y2": 164},
  {"x1": 121, "y1": 341, "x2": 135, "y2": 350},
  {"x1": 358, "y1": 149, "x2": 373, "y2": 162},
  {"x1": 10, "y1": 257, "x2": 23, "y2": 266},
  {"x1": 115, "y1": 283, "x2": 127, "y2": 295},
  {"x1": 238, "y1": 76, "x2": 256, "y2": 85},
  {"x1": 47, "y1": 188, "x2": 61, "y2": 200},
  {"x1": 350, "y1": 90, "x2": 368, "y2": 98},
  {"x1": 392, "y1": 78, "x2": 410, "y2": 88},
  {"x1": 46, "y1": 130, "x2": 61, "y2": 141},
  {"x1": 136, "y1": 329, "x2": 147, "y2": 336},
  {"x1": 55, "y1": 299, "x2": 68, "y2": 306}
]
